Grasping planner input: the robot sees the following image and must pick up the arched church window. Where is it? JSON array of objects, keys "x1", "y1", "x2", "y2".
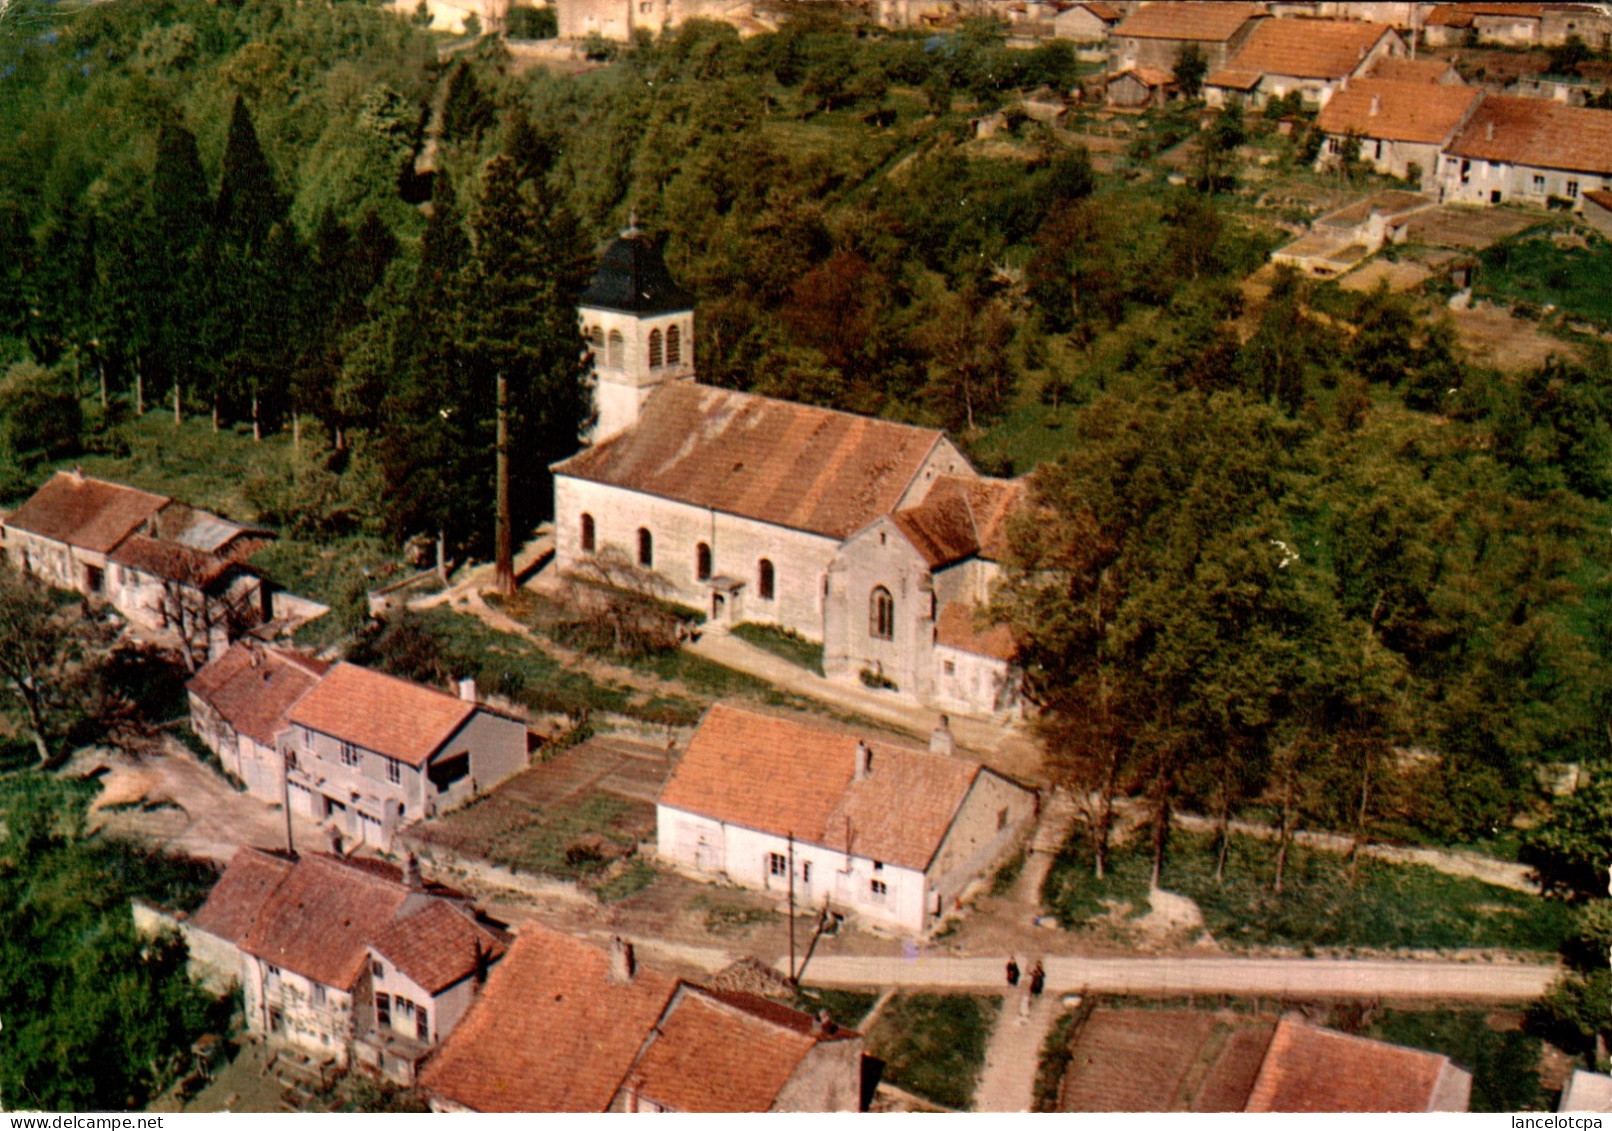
[
  {"x1": 696, "y1": 542, "x2": 712, "y2": 581},
  {"x1": 870, "y1": 586, "x2": 894, "y2": 641},
  {"x1": 648, "y1": 329, "x2": 663, "y2": 368},
  {"x1": 607, "y1": 330, "x2": 625, "y2": 370},
  {"x1": 589, "y1": 326, "x2": 604, "y2": 351},
  {"x1": 758, "y1": 559, "x2": 775, "y2": 601},
  {"x1": 580, "y1": 513, "x2": 595, "y2": 553},
  {"x1": 666, "y1": 324, "x2": 682, "y2": 365},
  {"x1": 638, "y1": 528, "x2": 654, "y2": 569}
]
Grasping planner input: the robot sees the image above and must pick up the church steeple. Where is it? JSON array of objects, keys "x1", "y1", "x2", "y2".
[{"x1": 578, "y1": 219, "x2": 695, "y2": 443}]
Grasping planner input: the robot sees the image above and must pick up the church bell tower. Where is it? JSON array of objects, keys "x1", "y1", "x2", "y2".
[{"x1": 577, "y1": 215, "x2": 696, "y2": 443}]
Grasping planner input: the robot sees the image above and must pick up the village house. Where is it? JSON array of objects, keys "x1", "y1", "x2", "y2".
[
  {"x1": 1106, "y1": 65, "x2": 1178, "y2": 107},
  {"x1": 1435, "y1": 94, "x2": 1612, "y2": 207},
  {"x1": 1109, "y1": 3, "x2": 1267, "y2": 80},
  {"x1": 1419, "y1": 2, "x2": 1609, "y2": 46},
  {"x1": 388, "y1": 0, "x2": 506, "y2": 35},
  {"x1": 187, "y1": 848, "x2": 508, "y2": 1083},
  {"x1": 1315, "y1": 78, "x2": 1483, "y2": 188},
  {"x1": 552, "y1": 227, "x2": 1026, "y2": 717},
  {"x1": 1242, "y1": 1016, "x2": 1472, "y2": 1111},
  {"x1": 554, "y1": 0, "x2": 760, "y2": 42},
  {"x1": 1053, "y1": 1, "x2": 1125, "y2": 42},
  {"x1": 422, "y1": 925, "x2": 865, "y2": 1112},
  {"x1": 655, "y1": 703, "x2": 1036, "y2": 936},
  {"x1": 279, "y1": 662, "x2": 528, "y2": 852},
  {"x1": 1205, "y1": 19, "x2": 1406, "y2": 108},
  {"x1": 0, "y1": 470, "x2": 276, "y2": 655},
  {"x1": 187, "y1": 641, "x2": 330, "y2": 799}
]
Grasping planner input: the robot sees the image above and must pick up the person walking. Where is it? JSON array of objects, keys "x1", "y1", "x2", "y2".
[
  {"x1": 1006, "y1": 957, "x2": 1020, "y2": 987},
  {"x1": 1029, "y1": 960, "x2": 1046, "y2": 998}
]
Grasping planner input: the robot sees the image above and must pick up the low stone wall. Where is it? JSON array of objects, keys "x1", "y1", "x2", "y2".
[
  {"x1": 398, "y1": 835, "x2": 597, "y2": 907},
  {"x1": 131, "y1": 900, "x2": 241, "y2": 993}
]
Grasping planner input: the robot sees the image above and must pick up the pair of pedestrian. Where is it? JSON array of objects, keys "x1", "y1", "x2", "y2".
[{"x1": 1007, "y1": 957, "x2": 1046, "y2": 996}]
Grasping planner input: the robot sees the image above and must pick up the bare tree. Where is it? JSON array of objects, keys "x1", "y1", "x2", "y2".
[
  {"x1": 146, "y1": 557, "x2": 264, "y2": 674},
  {"x1": 560, "y1": 547, "x2": 687, "y2": 658},
  {"x1": 0, "y1": 567, "x2": 96, "y2": 767}
]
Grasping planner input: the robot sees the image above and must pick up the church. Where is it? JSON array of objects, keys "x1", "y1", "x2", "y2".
[{"x1": 549, "y1": 223, "x2": 1025, "y2": 718}]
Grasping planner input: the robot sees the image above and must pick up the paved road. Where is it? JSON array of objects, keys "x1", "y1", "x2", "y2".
[{"x1": 794, "y1": 953, "x2": 1559, "y2": 1002}]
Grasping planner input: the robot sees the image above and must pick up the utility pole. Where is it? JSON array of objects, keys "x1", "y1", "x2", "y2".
[
  {"x1": 788, "y1": 831, "x2": 797, "y2": 985},
  {"x1": 494, "y1": 370, "x2": 514, "y2": 595}
]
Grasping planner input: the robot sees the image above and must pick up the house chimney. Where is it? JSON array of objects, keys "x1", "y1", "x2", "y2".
[
  {"x1": 1485, "y1": 119, "x2": 1494, "y2": 141},
  {"x1": 457, "y1": 677, "x2": 478, "y2": 703},
  {"x1": 403, "y1": 851, "x2": 423, "y2": 889},
  {"x1": 473, "y1": 938, "x2": 489, "y2": 987},
  {"x1": 853, "y1": 741, "x2": 873, "y2": 781},
  {"x1": 609, "y1": 936, "x2": 636, "y2": 983},
  {"x1": 1370, "y1": 93, "x2": 1380, "y2": 116},
  {"x1": 930, "y1": 715, "x2": 956, "y2": 758},
  {"x1": 812, "y1": 1009, "x2": 838, "y2": 1038}
]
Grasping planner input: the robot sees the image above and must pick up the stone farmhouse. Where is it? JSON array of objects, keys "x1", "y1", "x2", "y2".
[
  {"x1": 1315, "y1": 78, "x2": 1484, "y2": 189},
  {"x1": 1436, "y1": 94, "x2": 1612, "y2": 207},
  {"x1": 553, "y1": 227, "x2": 1029, "y2": 716},
  {"x1": 655, "y1": 703, "x2": 1036, "y2": 936},
  {"x1": 1109, "y1": 3, "x2": 1268, "y2": 80},
  {"x1": 422, "y1": 926, "x2": 865, "y2": 1112},
  {"x1": 0, "y1": 470, "x2": 277, "y2": 655},
  {"x1": 1205, "y1": 18, "x2": 1406, "y2": 108},
  {"x1": 187, "y1": 848, "x2": 509, "y2": 1085},
  {"x1": 187, "y1": 646, "x2": 528, "y2": 851},
  {"x1": 1422, "y1": 2, "x2": 1612, "y2": 48},
  {"x1": 1053, "y1": 1, "x2": 1127, "y2": 42}
]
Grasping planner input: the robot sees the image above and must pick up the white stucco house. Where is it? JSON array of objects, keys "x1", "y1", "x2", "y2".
[{"x1": 656, "y1": 703, "x2": 1037, "y2": 936}]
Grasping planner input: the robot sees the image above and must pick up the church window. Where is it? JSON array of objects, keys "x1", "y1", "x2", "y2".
[
  {"x1": 871, "y1": 587, "x2": 894, "y2": 641},
  {"x1": 580, "y1": 513, "x2": 595, "y2": 553},
  {"x1": 607, "y1": 329, "x2": 625, "y2": 369},
  {"x1": 696, "y1": 542, "x2": 712, "y2": 581},
  {"x1": 589, "y1": 325, "x2": 604, "y2": 351},
  {"x1": 666, "y1": 324, "x2": 682, "y2": 364},
  {"x1": 648, "y1": 329, "x2": 663, "y2": 368},
  {"x1": 758, "y1": 558, "x2": 775, "y2": 601},
  {"x1": 638, "y1": 528, "x2": 654, "y2": 568}
]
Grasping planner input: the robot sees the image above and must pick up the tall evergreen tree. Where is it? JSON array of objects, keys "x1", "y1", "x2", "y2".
[{"x1": 214, "y1": 95, "x2": 286, "y2": 250}]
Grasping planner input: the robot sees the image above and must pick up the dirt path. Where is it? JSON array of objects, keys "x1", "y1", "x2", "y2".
[
  {"x1": 794, "y1": 953, "x2": 1558, "y2": 1002},
  {"x1": 975, "y1": 989, "x2": 1058, "y2": 1113}
]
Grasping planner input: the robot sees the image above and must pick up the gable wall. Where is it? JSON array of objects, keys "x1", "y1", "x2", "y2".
[
  {"x1": 823, "y1": 517, "x2": 935, "y2": 700},
  {"x1": 925, "y1": 772, "x2": 1037, "y2": 922},
  {"x1": 429, "y1": 709, "x2": 528, "y2": 817},
  {"x1": 772, "y1": 1038, "x2": 866, "y2": 1113}
]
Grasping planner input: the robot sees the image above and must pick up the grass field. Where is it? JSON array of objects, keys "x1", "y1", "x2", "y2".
[
  {"x1": 864, "y1": 993, "x2": 999, "y2": 1110},
  {"x1": 1044, "y1": 829, "x2": 1570, "y2": 953},
  {"x1": 729, "y1": 621, "x2": 825, "y2": 674},
  {"x1": 1477, "y1": 227, "x2": 1612, "y2": 327}
]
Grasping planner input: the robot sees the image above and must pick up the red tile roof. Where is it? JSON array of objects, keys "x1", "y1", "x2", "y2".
[
  {"x1": 237, "y1": 853, "x2": 421, "y2": 989},
  {"x1": 1445, "y1": 95, "x2": 1612, "y2": 176},
  {"x1": 628, "y1": 987, "x2": 837, "y2": 1113},
  {"x1": 1081, "y1": 1, "x2": 1124, "y2": 21},
  {"x1": 1113, "y1": 2, "x2": 1265, "y2": 42},
  {"x1": 3, "y1": 472, "x2": 166, "y2": 554},
  {"x1": 285, "y1": 662, "x2": 476, "y2": 768},
  {"x1": 188, "y1": 642, "x2": 330, "y2": 748},
  {"x1": 110, "y1": 533, "x2": 239, "y2": 587},
  {"x1": 552, "y1": 383, "x2": 949, "y2": 540},
  {"x1": 658, "y1": 703, "x2": 991, "y2": 872},
  {"x1": 1109, "y1": 65, "x2": 1177, "y2": 88},
  {"x1": 890, "y1": 475, "x2": 1023, "y2": 568},
  {"x1": 189, "y1": 847, "x2": 295, "y2": 943},
  {"x1": 936, "y1": 601, "x2": 1018, "y2": 662},
  {"x1": 1244, "y1": 1017, "x2": 1469, "y2": 1112},
  {"x1": 369, "y1": 901, "x2": 509, "y2": 995},
  {"x1": 1219, "y1": 19, "x2": 1395, "y2": 80},
  {"x1": 1428, "y1": 2, "x2": 1545, "y2": 24},
  {"x1": 1318, "y1": 79, "x2": 1483, "y2": 144},
  {"x1": 1585, "y1": 188, "x2": 1612, "y2": 212},
  {"x1": 421, "y1": 926, "x2": 678, "y2": 1112}
]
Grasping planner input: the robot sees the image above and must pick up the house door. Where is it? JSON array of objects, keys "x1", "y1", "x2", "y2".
[
  {"x1": 712, "y1": 592, "x2": 725, "y2": 620},
  {"x1": 84, "y1": 565, "x2": 103, "y2": 594},
  {"x1": 268, "y1": 1007, "x2": 285, "y2": 1035}
]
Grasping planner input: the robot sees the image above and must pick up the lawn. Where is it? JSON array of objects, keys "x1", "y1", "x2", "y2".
[
  {"x1": 730, "y1": 621, "x2": 825, "y2": 675},
  {"x1": 1044, "y1": 830, "x2": 1570, "y2": 953},
  {"x1": 792, "y1": 986, "x2": 880, "y2": 1032},
  {"x1": 479, "y1": 788, "x2": 652, "y2": 882},
  {"x1": 1477, "y1": 226, "x2": 1612, "y2": 327},
  {"x1": 864, "y1": 993, "x2": 999, "y2": 1111}
]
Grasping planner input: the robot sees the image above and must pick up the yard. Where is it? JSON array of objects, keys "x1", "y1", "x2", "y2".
[
  {"x1": 1476, "y1": 226, "x2": 1612, "y2": 328},
  {"x1": 1043, "y1": 829, "x2": 1570, "y2": 954},
  {"x1": 863, "y1": 993, "x2": 1000, "y2": 1111}
]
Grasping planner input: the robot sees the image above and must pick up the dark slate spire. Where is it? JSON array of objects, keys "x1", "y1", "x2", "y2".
[{"x1": 578, "y1": 216, "x2": 695, "y2": 315}]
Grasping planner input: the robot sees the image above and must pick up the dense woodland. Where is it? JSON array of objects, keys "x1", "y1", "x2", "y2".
[{"x1": 5, "y1": 0, "x2": 1612, "y2": 1085}]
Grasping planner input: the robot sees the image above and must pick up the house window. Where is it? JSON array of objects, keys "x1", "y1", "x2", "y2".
[
  {"x1": 944, "y1": 659, "x2": 956, "y2": 676},
  {"x1": 340, "y1": 742, "x2": 359, "y2": 768},
  {"x1": 606, "y1": 329, "x2": 625, "y2": 369},
  {"x1": 638, "y1": 528, "x2": 654, "y2": 568},
  {"x1": 266, "y1": 964, "x2": 281, "y2": 977},
  {"x1": 802, "y1": 861, "x2": 811, "y2": 884},
  {"x1": 696, "y1": 542, "x2": 712, "y2": 581},
  {"x1": 417, "y1": 1006, "x2": 430, "y2": 1043},
  {"x1": 758, "y1": 558, "x2": 775, "y2": 600},
  {"x1": 589, "y1": 326, "x2": 604, "y2": 353},
  {"x1": 1533, "y1": 174, "x2": 1546, "y2": 191},
  {"x1": 386, "y1": 758, "x2": 401, "y2": 785},
  {"x1": 648, "y1": 329, "x2": 663, "y2": 368},
  {"x1": 869, "y1": 879, "x2": 888, "y2": 901},
  {"x1": 870, "y1": 586, "x2": 894, "y2": 641},
  {"x1": 666, "y1": 324, "x2": 681, "y2": 364},
  {"x1": 1567, "y1": 180, "x2": 1580, "y2": 198},
  {"x1": 768, "y1": 852, "x2": 788, "y2": 877},
  {"x1": 311, "y1": 983, "x2": 327, "y2": 1007},
  {"x1": 371, "y1": 960, "x2": 384, "y2": 979},
  {"x1": 873, "y1": 860, "x2": 884, "y2": 871},
  {"x1": 580, "y1": 513, "x2": 595, "y2": 553},
  {"x1": 998, "y1": 807, "x2": 1010, "y2": 831},
  {"x1": 395, "y1": 997, "x2": 415, "y2": 1021},
  {"x1": 376, "y1": 993, "x2": 391, "y2": 1027}
]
